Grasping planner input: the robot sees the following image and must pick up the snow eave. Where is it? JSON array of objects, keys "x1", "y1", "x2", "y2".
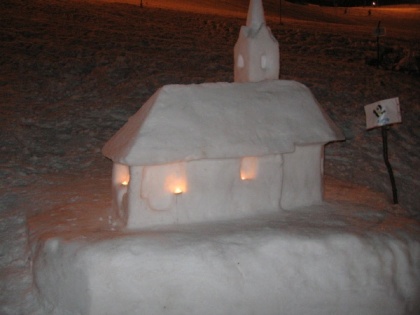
[{"x1": 105, "y1": 139, "x2": 337, "y2": 167}]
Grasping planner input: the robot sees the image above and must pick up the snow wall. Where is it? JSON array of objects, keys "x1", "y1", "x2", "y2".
[{"x1": 34, "y1": 218, "x2": 420, "y2": 315}]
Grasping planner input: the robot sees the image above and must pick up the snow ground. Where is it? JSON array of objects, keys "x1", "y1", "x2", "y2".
[{"x1": 0, "y1": 0, "x2": 419, "y2": 314}]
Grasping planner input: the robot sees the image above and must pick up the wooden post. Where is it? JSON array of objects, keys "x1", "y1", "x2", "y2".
[
  {"x1": 376, "y1": 21, "x2": 381, "y2": 68},
  {"x1": 381, "y1": 126, "x2": 398, "y2": 204}
]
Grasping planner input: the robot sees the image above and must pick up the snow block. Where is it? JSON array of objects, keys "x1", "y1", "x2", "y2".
[{"x1": 34, "y1": 218, "x2": 420, "y2": 315}]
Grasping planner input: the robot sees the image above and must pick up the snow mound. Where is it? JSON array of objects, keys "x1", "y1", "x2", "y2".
[{"x1": 34, "y1": 207, "x2": 420, "y2": 315}]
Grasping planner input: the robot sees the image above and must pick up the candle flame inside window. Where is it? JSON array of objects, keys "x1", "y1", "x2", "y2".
[
  {"x1": 173, "y1": 187, "x2": 183, "y2": 194},
  {"x1": 121, "y1": 180, "x2": 129, "y2": 186},
  {"x1": 240, "y1": 157, "x2": 258, "y2": 180},
  {"x1": 164, "y1": 162, "x2": 187, "y2": 195}
]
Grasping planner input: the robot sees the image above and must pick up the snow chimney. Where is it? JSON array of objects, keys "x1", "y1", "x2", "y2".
[{"x1": 234, "y1": 0, "x2": 279, "y2": 83}]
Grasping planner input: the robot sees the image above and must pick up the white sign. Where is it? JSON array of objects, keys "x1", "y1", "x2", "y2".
[{"x1": 364, "y1": 97, "x2": 401, "y2": 130}]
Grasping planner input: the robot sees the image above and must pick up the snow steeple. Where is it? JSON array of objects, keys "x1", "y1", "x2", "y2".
[
  {"x1": 246, "y1": 0, "x2": 266, "y2": 29},
  {"x1": 234, "y1": 0, "x2": 279, "y2": 83}
]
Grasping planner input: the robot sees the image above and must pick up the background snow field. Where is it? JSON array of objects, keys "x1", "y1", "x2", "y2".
[{"x1": 0, "y1": 0, "x2": 419, "y2": 314}]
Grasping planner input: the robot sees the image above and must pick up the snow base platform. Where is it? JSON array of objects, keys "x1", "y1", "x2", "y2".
[{"x1": 33, "y1": 204, "x2": 420, "y2": 315}]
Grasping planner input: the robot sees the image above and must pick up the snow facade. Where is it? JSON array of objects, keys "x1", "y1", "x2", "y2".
[{"x1": 102, "y1": 81, "x2": 343, "y2": 229}]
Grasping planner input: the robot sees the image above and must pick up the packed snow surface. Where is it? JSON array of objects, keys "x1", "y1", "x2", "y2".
[
  {"x1": 0, "y1": 0, "x2": 419, "y2": 314},
  {"x1": 35, "y1": 211, "x2": 420, "y2": 315}
]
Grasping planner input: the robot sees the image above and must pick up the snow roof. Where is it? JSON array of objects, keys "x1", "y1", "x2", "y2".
[{"x1": 102, "y1": 80, "x2": 344, "y2": 166}]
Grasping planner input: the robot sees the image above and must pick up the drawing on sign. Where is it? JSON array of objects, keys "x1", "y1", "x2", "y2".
[
  {"x1": 364, "y1": 97, "x2": 401, "y2": 130},
  {"x1": 373, "y1": 104, "x2": 389, "y2": 126}
]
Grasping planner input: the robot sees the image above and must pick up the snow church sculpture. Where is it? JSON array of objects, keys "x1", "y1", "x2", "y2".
[{"x1": 102, "y1": 0, "x2": 343, "y2": 229}]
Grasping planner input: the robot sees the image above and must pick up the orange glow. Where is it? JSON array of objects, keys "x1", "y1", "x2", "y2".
[
  {"x1": 114, "y1": 163, "x2": 129, "y2": 188},
  {"x1": 173, "y1": 187, "x2": 183, "y2": 195},
  {"x1": 166, "y1": 173, "x2": 187, "y2": 193},
  {"x1": 165, "y1": 163, "x2": 187, "y2": 194},
  {"x1": 166, "y1": 177, "x2": 187, "y2": 194},
  {"x1": 240, "y1": 157, "x2": 258, "y2": 180}
]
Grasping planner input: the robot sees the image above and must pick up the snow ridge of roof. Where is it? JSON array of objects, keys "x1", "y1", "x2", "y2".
[{"x1": 102, "y1": 80, "x2": 343, "y2": 166}]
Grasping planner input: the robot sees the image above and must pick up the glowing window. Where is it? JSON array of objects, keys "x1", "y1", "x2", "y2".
[
  {"x1": 261, "y1": 55, "x2": 267, "y2": 69},
  {"x1": 240, "y1": 157, "x2": 258, "y2": 180},
  {"x1": 165, "y1": 163, "x2": 187, "y2": 195},
  {"x1": 113, "y1": 163, "x2": 129, "y2": 187},
  {"x1": 237, "y1": 54, "x2": 244, "y2": 68},
  {"x1": 141, "y1": 162, "x2": 187, "y2": 211}
]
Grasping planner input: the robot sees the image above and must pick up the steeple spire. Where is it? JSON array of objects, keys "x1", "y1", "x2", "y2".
[
  {"x1": 246, "y1": 0, "x2": 266, "y2": 29},
  {"x1": 233, "y1": 0, "x2": 279, "y2": 83}
]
